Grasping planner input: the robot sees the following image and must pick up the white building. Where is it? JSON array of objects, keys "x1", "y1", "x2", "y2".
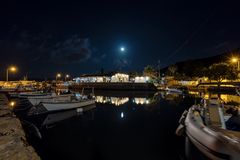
[
  {"x1": 134, "y1": 76, "x2": 150, "y2": 83},
  {"x1": 73, "y1": 73, "x2": 130, "y2": 83},
  {"x1": 110, "y1": 73, "x2": 129, "y2": 82}
]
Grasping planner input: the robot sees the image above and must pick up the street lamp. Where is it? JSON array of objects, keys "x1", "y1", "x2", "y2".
[
  {"x1": 56, "y1": 73, "x2": 61, "y2": 82},
  {"x1": 231, "y1": 57, "x2": 240, "y2": 71},
  {"x1": 6, "y1": 66, "x2": 17, "y2": 81},
  {"x1": 65, "y1": 74, "x2": 70, "y2": 81}
]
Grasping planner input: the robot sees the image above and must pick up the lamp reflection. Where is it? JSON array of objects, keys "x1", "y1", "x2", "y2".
[{"x1": 121, "y1": 112, "x2": 124, "y2": 118}]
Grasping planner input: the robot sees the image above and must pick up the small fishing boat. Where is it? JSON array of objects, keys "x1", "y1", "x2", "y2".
[
  {"x1": 39, "y1": 99, "x2": 95, "y2": 112},
  {"x1": 6, "y1": 85, "x2": 37, "y2": 97},
  {"x1": 27, "y1": 93, "x2": 73, "y2": 105},
  {"x1": 18, "y1": 91, "x2": 52, "y2": 98}
]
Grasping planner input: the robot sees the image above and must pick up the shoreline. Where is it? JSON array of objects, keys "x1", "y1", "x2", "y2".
[{"x1": 0, "y1": 94, "x2": 40, "y2": 160}]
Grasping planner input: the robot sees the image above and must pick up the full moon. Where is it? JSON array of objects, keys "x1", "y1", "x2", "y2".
[{"x1": 120, "y1": 47, "x2": 125, "y2": 52}]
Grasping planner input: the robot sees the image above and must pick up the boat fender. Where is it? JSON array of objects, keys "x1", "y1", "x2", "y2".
[
  {"x1": 176, "y1": 124, "x2": 185, "y2": 136},
  {"x1": 179, "y1": 110, "x2": 188, "y2": 125}
]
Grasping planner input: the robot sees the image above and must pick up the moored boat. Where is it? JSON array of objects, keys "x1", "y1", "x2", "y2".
[
  {"x1": 176, "y1": 100, "x2": 240, "y2": 160},
  {"x1": 39, "y1": 99, "x2": 95, "y2": 112},
  {"x1": 27, "y1": 93, "x2": 73, "y2": 105},
  {"x1": 18, "y1": 91, "x2": 52, "y2": 98}
]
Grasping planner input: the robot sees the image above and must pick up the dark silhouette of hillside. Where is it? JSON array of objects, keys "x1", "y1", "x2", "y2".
[{"x1": 161, "y1": 49, "x2": 240, "y2": 77}]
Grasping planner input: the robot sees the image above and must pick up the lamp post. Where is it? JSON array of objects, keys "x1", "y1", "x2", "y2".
[
  {"x1": 6, "y1": 66, "x2": 17, "y2": 81},
  {"x1": 65, "y1": 74, "x2": 70, "y2": 81}
]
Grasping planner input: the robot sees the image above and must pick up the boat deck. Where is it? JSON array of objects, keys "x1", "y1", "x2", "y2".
[{"x1": 206, "y1": 101, "x2": 223, "y2": 128}]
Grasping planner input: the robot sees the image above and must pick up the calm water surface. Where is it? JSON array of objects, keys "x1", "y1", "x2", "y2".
[{"x1": 17, "y1": 91, "x2": 200, "y2": 160}]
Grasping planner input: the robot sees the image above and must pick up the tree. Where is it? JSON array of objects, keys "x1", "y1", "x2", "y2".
[
  {"x1": 208, "y1": 63, "x2": 238, "y2": 86},
  {"x1": 193, "y1": 67, "x2": 208, "y2": 78},
  {"x1": 167, "y1": 65, "x2": 178, "y2": 76},
  {"x1": 227, "y1": 66, "x2": 238, "y2": 81},
  {"x1": 143, "y1": 65, "x2": 157, "y2": 79}
]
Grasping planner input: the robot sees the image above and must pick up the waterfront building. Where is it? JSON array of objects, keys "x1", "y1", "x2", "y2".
[
  {"x1": 73, "y1": 72, "x2": 130, "y2": 83},
  {"x1": 134, "y1": 76, "x2": 150, "y2": 83},
  {"x1": 110, "y1": 73, "x2": 129, "y2": 82},
  {"x1": 73, "y1": 73, "x2": 112, "y2": 83}
]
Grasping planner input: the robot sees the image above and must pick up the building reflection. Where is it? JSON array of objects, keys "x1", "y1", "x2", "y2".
[
  {"x1": 188, "y1": 91, "x2": 240, "y2": 105},
  {"x1": 95, "y1": 96, "x2": 111, "y2": 104},
  {"x1": 111, "y1": 97, "x2": 129, "y2": 106},
  {"x1": 95, "y1": 96, "x2": 129, "y2": 106},
  {"x1": 220, "y1": 94, "x2": 240, "y2": 104},
  {"x1": 133, "y1": 98, "x2": 150, "y2": 105},
  {"x1": 96, "y1": 96, "x2": 152, "y2": 106},
  {"x1": 95, "y1": 91, "x2": 186, "y2": 106}
]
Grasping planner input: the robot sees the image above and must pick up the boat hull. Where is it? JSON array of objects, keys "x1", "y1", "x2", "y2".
[
  {"x1": 41, "y1": 99, "x2": 95, "y2": 111},
  {"x1": 185, "y1": 106, "x2": 240, "y2": 160}
]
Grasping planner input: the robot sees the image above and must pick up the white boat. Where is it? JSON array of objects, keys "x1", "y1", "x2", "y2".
[
  {"x1": 37, "y1": 99, "x2": 95, "y2": 112},
  {"x1": 0, "y1": 86, "x2": 18, "y2": 92},
  {"x1": 18, "y1": 92, "x2": 52, "y2": 98},
  {"x1": 27, "y1": 93, "x2": 73, "y2": 105},
  {"x1": 166, "y1": 87, "x2": 183, "y2": 94},
  {"x1": 176, "y1": 103, "x2": 240, "y2": 160}
]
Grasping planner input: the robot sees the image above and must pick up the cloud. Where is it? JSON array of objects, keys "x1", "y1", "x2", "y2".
[
  {"x1": 92, "y1": 53, "x2": 107, "y2": 63},
  {"x1": 0, "y1": 31, "x2": 93, "y2": 65},
  {"x1": 114, "y1": 58, "x2": 130, "y2": 70},
  {"x1": 49, "y1": 37, "x2": 92, "y2": 64}
]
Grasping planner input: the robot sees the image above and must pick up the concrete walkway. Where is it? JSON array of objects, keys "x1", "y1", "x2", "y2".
[{"x1": 0, "y1": 94, "x2": 40, "y2": 160}]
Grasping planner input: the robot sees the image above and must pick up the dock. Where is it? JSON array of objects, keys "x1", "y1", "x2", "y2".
[{"x1": 0, "y1": 94, "x2": 40, "y2": 160}]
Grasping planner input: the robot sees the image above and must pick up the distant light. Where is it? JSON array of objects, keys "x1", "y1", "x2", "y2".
[
  {"x1": 9, "y1": 101, "x2": 16, "y2": 108},
  {"x1": 232, "y1": 57, "x2": 238, "y2": 63},
  {"x1": 120, "y1": 47, "x2": 125, "y2": 52},
  {"x1": 57, "y1": 73, "x2": 61, "y2": 78},
  {"x1": 66, "y1": 74, "x2": 70, "y2": 78},
  {"x1": 146, "y1": 100, "x2": 149, "y2": 104},
  {"x1": 9, "y1": 66, "x2": 17, "y2": 72},
  {"x1": 121, "y1": 112, "x2": 124, "y2": 118}
]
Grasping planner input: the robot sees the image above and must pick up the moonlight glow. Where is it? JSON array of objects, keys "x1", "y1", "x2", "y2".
[{"x1": 120, "y1": 47, "x2": 125, "y2": 52}]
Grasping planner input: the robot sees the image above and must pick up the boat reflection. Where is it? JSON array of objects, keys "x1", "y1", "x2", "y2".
[
  {"x1": 41, "y1": 104, "x2": 96, "y2": 127},
  {"x1": 21, "y1": 104, "x2": 96, "y2": 139}
]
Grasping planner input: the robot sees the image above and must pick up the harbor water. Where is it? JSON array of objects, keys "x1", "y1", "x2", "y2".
[{"x1": 15, "y1": 91, "x2": 217, "y2": 160}]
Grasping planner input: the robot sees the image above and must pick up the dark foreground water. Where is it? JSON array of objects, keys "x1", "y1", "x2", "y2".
[{"x1": 17, "y1": 91, "x2": 202, "y2": 160}]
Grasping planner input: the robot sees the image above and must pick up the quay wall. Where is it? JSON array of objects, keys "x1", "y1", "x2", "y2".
[
  {"x1": 0, "y1": 94, "x2": 40, "y2": 160},
  {"x1": 70, "y1": 82, "x2": 157, "y2": 91}
]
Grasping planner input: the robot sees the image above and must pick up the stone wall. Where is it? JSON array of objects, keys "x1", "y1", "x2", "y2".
[{"x1": 0, "y1": 94, "x2": 40, "y2": 160}]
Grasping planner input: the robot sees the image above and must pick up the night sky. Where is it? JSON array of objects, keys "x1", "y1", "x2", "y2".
[{"x1": 0, "y1": 0, "x2": 240, "y2": 79}]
